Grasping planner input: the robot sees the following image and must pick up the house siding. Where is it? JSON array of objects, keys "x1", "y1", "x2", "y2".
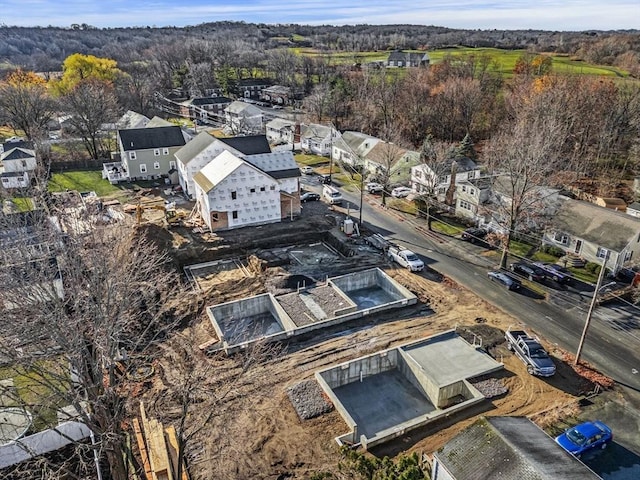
[
  {"x1": 2, "y1": 156, "x2": 37, "y2": 173},
  {"x1": 121, "y1": 147, "x2": 181, "y2": 180},
  {"x1": 178, "y1": 143, "x2": 238, "y2": 199},
  {"x1": 543, "y1": 230, "x2": 626, "y2": 269},
  {"x1": 197, "y1": 163, "x2": 281, "y2": 231}
]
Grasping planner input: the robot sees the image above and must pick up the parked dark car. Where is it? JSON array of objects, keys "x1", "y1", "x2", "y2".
[
  {"x1": 487, "y1": 271, "x2": 522, "y2": 290},
  {"x1": 509, "y1": 262, "x2": 546, "y2": 282},
  {"x1": 461, "y1": 227, "x2": 488, "y2": 243},
  {"x1": 534, "y1": 262, "x2": 571, "y2": 282},
  {"x1": 300, "y1": 192, "x2": 320, "y2": 202},
  {"x1": 319, "y1": 174, "x2": 332, "y2": 185},
  {"x1": 555, "y1": 421, "x2": 613, "y2": 457}
]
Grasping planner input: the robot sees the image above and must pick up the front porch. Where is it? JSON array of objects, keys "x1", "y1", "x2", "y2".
[{"x1": 102, "y1": 162, "x2": 127, "y2": 184}]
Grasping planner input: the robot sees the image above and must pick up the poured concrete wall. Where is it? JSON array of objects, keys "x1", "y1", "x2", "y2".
[
  {"x1": 330, "y1": 268, "x2": 415, "y2": 302},
  {"x1": 397, "y1": 348, "x2": 440, "y2": 407},
  {"x1": 318, "y1": 350, "x2": 399, "y2": 389}
]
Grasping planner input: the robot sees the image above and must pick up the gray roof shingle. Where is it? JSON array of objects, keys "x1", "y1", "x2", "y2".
[
  {"x1": 118, "y1": 126, "x2": 186, "y2": 151},
  {"x1": 219, "y1": 135, "x2": 271, "y2": 155}
]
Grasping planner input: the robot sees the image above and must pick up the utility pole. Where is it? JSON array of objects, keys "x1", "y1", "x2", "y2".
[
  {"x1": 575, "y1": 253, "x2": 609, "y2": 365},
  {"x1": 359, "y1": 170, "x2": 364, "y2": 226}
]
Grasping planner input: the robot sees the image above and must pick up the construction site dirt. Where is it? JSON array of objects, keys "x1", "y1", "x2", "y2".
[{"x1": 133, "y1": 201, "x2": 612, "y2": 480}]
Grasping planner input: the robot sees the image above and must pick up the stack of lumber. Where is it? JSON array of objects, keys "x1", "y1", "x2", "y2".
[{"x1": 134, "y1": 402, "x2": 189, "y2": 480}]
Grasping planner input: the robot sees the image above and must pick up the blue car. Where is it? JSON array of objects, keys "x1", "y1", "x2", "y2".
[{"x1": 555, "y1": 421, "x2": 613, "y2": 457}]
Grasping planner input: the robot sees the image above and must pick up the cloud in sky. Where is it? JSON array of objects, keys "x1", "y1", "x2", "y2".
[{"x1": 2, "y1": 0, "x2": 639, "y2": 31}]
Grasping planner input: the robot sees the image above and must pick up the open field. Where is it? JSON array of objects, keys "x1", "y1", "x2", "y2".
[{"x1": 48, "y1": 170, "x2": 121, "y2": 197}]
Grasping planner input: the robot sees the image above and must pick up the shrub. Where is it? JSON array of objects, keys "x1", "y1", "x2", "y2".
[{"x1": 541, "y1": 245, "x2": 565, "y2": 258}]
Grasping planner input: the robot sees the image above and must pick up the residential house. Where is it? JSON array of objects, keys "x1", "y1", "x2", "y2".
[
  {"x1": 331, "y1": 131, "x2": 380, "y2": 167},
  {"x1": 453, "y1": 177, "x2": 492, "y2": 222},
  {"x1": 260, "y1": 85, "x2": 292, "y2": 105},
  {"x1": 431, "y1": 416, "x2": 600, "y2": 480},
  {"x1": 627, "y1": 201, "x2": 640, "y2": 218},
  {"x1": 300, "y1": 124, "x2": 338, "y2": 157},
  {"x1": 145, "y1": 116, "x2": 175, "y2": 128},
  {"x1": 116, "y1": 126, "x2": 186, "y2": 181},
  {"x1": 411, "y1": 157, "x2": 481, "y2": 198},
  {"x1": 174, "y1": 132, "x2": 242, "y2": 199},
  {"x1": 180, "y1": 96, "x2": 233, "y2": 122},
  {"x1": 224, "y1": 101, "x2": 263, "y2": 135},
  {"x1": 265, "y1": 118, "x2": 297, "y2": 147},
  {"x1": 0, "y1": 143, "x2": 37, "y2": 189},
  {"x1": 543, "y1": 195, "x2": 640, "y2": 273},
  {"x1": 363, "y1": 141, "x2": 419, "y2": 183},
  {"x1": 385, "y1": 50, "x2": 430, "y2": 68},
  {"x1": 235, "y1": 78, "x2": 272, "y2": 100},
  {"x1": 193, "y1": 150, "x2": 283, "y2": 231}
]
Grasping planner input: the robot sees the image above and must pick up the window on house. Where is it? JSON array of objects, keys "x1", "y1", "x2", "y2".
[
  {"x1": 21, "y1": 160, "x2": 27, "y2": 167},
  {"x1": 624, "y1": 250, "x2": 633, "y2": 261},
  {"x1": 462, "y1": 185, "x2": 467, "y2": 193},
  {"x1": 17, "y1": 177, "x2": 23, "y2": 182},
  {"x1": 154, "y1": 149, "x2": 160, "y2": 156},
  {"x1": 270, "y1": 185, "x2": 276, "y2": 190},
  {"x1": 467, "y1": 171, "x2": 475, "y2": 179},
  {"x1": 232, "y1": 210, "x2": 238, "y2": 220},
  {"x1": 153, "y1": 162, "x2": 160, "y2": 170},
  {"x1": 1, "y1": 178, "x2": 8, "y2": 183},
  {"x1": 470, "y1": 188, "x2": 475, "y2": 195},
  {"x1": 169, "y1": 161, "x2": 176, "y2": 169},
  {"x1": 260, "y1": 186, "x2": 266, "y2": 192},
  {"x1": 211, "y1": 213, "x2": 219, "y2": 222},
  {"x1": 129, "y1": 151, "x2": 137, "y2": 160},
  {"x1": 163, "y1": 148, "x2": 169, "y2": 155},
  {"x1": 459, "y1": 200, "x2": 472, "y2": 210},
  {"x1": 596, "y1": 247, "x2": 609, "y2": 259},
  {"x1": 554, "y1": 232, "x2": 568, "y2": 245},
  {"x1": 140, "y1": 164, "x2": 147, "y2": 173},
  {"x1": 231, "y1": 191, "x2": 237, "y2": 200}
]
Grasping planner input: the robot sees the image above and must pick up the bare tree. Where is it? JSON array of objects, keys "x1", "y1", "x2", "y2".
[
  {"x1": 0, "y1": 206, "x2": 185, "y2": 479},
  {"x1": 64, "y1": 79, "x2": 119, "y2": 160}
]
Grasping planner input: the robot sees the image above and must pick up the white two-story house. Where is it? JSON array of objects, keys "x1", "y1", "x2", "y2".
[
  {"x1": 331, "y1": 131, "x2": 380, "y2": 167},
  {"x1": 193, "y1": 151, "x2": 284, "y2": 231},
  {"x1": 224, "y1": 101, "x2": 263, "y2": 135},
  {"x1": 0, "y1": 142, "x2": 37, "y2": 189},
  {"x1": 300, "y1": 124, "x2": 338, "y2": 157},
  {"x1": 411, "y1": 157, "x2": 481, "y2": 200}
]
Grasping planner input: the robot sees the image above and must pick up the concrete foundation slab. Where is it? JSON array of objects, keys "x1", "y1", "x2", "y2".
[
  {"x1": 402, "y1": 333, "x2": 503, "y2": 387},
  {"x1": 315, "y1": 330, "x2": 504, "y2": 449},
  {"x1": 207, "y1": 268, "x2": 417, "y2": 354},
  {"x1": 332, "y1": 370, "x2": 435, "y2": 439}
]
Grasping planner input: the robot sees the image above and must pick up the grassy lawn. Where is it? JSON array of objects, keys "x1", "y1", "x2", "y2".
[
  {"x1": 387, "y1": 198, "x2": 417, "y2": 215},
  {"x1": 508, "y1": 239, "x2": 535, "y2": 259},
  {"x1": 431, "y1": 220, "x2": 464, "y2": 236},
  {"x1": 48, "y1": 170, "x2": 121, "y2": 197},
  {"x1": 295, "y1": 153, "x2": 330, "y2": 166},
  {"x1": 9, "y1": 197, "x2": 34, "y2": 212}
]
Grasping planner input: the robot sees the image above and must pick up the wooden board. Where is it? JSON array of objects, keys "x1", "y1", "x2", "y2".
[
  {"x1": 164, "y1": 425, "x2": 189, "y2": 480},
  {"x1": 132, "y1": 418, "x2": 152, "y2": 480}
]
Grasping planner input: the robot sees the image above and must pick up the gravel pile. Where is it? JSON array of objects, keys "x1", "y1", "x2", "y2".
[
  {"x1": 469, "y1": 377, "x2": 508, "y2": 398},
  {"x1": 287, "y1": 379, "x2": 334, "y2": 420}
]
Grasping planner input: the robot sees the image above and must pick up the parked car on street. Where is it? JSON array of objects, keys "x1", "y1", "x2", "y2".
[
  {"x1": 366, "y1": 182, "x2": 384, "y2": 194},
  {"x1": 555, "y1": 421, "x2": 613, "y2": 457},
  {"x1": 505, "y1": 328, "x2": 556, "y2": 376},
  {"x1": 509, "y1": 262, "x2": 546, "y2": 282},
  {"x1": 387, "y1": 245, "x2": 424, "y2": 272},
  {"x1": 487, "y1": 271, "x2": 522, "y2": 290},
  {"x1": 300, "y1": 166, "x2": 314, "y2": 175},
  {"x1": 391, "y1": 186, "x2": 412, "y2": 198},
  {"x1": 319, "y1": 174, "x2": 332, "y2": 185},
  {"x1": 300, "y1": 192, "x2": 320, "y2": 202},
  {"x1": 461, "y1": 227, "x2": 488, "y2": 244},
  {"x1": 534, "y1": 262, "x2": 571, "y2": 283}
]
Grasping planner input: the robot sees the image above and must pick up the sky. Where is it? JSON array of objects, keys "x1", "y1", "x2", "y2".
[{"x1": 2, "y1": 0, "x2": 639, "y2": 31}]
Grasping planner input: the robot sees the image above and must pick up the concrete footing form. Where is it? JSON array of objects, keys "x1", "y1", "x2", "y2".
[
  {"x1": 315, "y1": 330, "x2": 504, "y2": 450},
  {"x1": 207, "y1": 268, "x2": 417, "y2": 354}
]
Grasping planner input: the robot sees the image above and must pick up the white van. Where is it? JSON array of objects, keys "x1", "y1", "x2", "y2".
[{"x1": 322, "y1": 185, "x2": 343, "y2": 205}]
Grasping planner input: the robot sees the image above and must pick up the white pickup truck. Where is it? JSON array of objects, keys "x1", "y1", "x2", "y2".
[{"x1": 387, "y1": 245, "x2": 424, "y2": 272}]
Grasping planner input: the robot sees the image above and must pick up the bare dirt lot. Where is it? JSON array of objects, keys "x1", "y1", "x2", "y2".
[{"x1": 133, "y1": 208, "x2": 609, "y2": 480}]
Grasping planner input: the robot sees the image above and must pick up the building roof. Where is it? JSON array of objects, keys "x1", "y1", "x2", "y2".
[
  {"x1": 225, "y1": 101, "x2": 263, "y2": 116},
  {"x1": 1, "y1": 147, "x2": 35, "y2": 162},
  {"x1": 364, "y1": 141, "x2": 408, "y2": 168},
  {"x1": 145, "y1": 116, "x2": 174, "y2": 128},
  {"x1": 265, "y1": 118, "x2": 296, "y2": 131},
  {"x1": 434, "y1": 417, "x2": 600, "y2": 480},
  {"x1": 116, "y1": 110, "x2": 150, "y2": 130},
  {"x1": 174, "y1": 131, "x2": 216, "y2": 165},
  {"x1": 552, "y1": 195, "x2": 640, "y2": 252},
  {"x1": 334, "y1": 131, "x2": 380, "y2": 157},
  {"x1": 118, "y1": 126, "x2": 186, "y2": 151},
  {"x1": 219, "y1": 135, "x2": 271, "y2": 155},
  {"x1": 627, "y1": 201, "x2": 640, "y2": 212},
  {"x1": 245, "y1": 151, "x2": 300, "y2": 179},
  {"x1": 237, "y1": 78, "x2": 272, "y2": 87},
  {"x1": 194, "y1": 150, "x2": 270, "y2": 193},
  {"x1": 301, "y1": 123, "x2": 332, "y2": 141},
  {"x1": 262, "y1": 85, "x2": 291, "y2": 95},
  {"x1": 387, "y1": 50, "x2": 430, "y2": 64},
  {"x1": 190, "y1": 96, "x2": 232, "y2": 106},
  {"x1": 2, "y1": 140, "x2": 33, "y2": 152}
]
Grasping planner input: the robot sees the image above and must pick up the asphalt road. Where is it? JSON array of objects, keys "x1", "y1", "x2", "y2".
[{"x1": 320, "y1": 181, "x2": 640, "y2": 394}]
